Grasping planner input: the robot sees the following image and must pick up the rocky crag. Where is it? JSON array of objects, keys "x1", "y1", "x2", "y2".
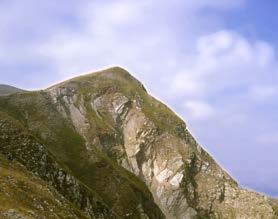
[{"x1": 0, "y1": 67, "x2": 277, "y2": 218}]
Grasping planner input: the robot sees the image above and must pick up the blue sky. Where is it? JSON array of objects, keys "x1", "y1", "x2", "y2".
[{"x1": 1, "y1": 0, "x2": 278, "y2": 197}]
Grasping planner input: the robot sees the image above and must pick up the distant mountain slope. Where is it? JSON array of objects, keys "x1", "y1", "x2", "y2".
[
  {"x1": 0, "y1": 84, "x2": 25, "y2": 96},
  {"x1": 0, "y1": 67, "x2": 277, "y2": 218}
]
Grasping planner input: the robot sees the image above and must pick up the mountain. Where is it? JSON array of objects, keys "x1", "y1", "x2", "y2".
[
  {"x1": 0, "y1": 66, "x2": 277, "y2": 218},
  {"x1": 0, "y1": 84, "x2": 25, "y2": 96}
]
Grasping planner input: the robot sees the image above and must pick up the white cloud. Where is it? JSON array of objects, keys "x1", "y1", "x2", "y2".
[
  {"x1": 171, "y1": 30, "x2": 275, "y2": 98},
  {"x1": 183, "y1": 100, "x2": 216, "y2": 119},
  {"x1": 249, "y1": 85, "x2": 278, "y2": 101}
]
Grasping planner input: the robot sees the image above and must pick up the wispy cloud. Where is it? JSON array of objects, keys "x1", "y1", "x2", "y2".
[
  {"x1": 183, "y1": 100, "x2": 216, "y2": 120},
  {"x1": 171, "y1": 30, "x2": 275, "y2": 97}
]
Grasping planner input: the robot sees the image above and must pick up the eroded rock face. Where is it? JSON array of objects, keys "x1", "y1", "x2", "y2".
[
  {"x1": 119, "y1": 103, "x2": 274, "y2": 219},
  {"x1": 46, "y1": 67, "x2": 275, "y2": 219}
]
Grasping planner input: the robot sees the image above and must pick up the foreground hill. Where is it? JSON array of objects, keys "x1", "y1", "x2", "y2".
[
  {"x1": 0, "y1": 152, "x2": 87, "y2": 218},
  {"x1": 0, "y1": 67, "x2": 277, "y2": 218}
]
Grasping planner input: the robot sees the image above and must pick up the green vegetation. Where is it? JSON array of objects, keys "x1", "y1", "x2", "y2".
[
  {"x1": 0, "y1": 111, "x2": 113, "y2": 218},
  {"x1": 0, "y1": 67, "x2": 165, "y2": 218},
  {"x1": 0, "y1": 154, "x2": 88, "y2": 218},
  {"x1": 273, "y1": 206, "x2": 278, "y2": 218},
  {"x1": 268, "y1": 199, "x2": 278, "y2": 219},
  {"x1": 1, "y1": 66, "x2": 273, "y2": 219},
  {"x1": 53, "y1": 66, "x2": 186, "y2": 137},
  {"x1": 0, "y1": 84, "x2": 25, "y2": 96},
  {"x1": 181, "y1": 153, "x2": 215, "y2": 219}
]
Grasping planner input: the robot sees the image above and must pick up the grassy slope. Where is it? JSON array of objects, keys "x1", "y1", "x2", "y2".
[
  {"x1": 0, "y1": 153, "x2": 87, "y2": 219},
  {"x1": 0, "y1": 71, "x2": 164, "y2": 218},
  {"x1": 269, "y1": 199, "x2": 278, "y2": 218},
  {"x1": 0, "y1": 84, "x2": 25, "y2": 96},
  {"x1": 0, "y1": 110, "x2": 114, "y2": 218}
]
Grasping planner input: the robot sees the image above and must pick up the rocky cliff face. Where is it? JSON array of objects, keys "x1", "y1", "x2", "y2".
[{"x1": 0, "y1": 67, "x2": 277, "y2": 218}]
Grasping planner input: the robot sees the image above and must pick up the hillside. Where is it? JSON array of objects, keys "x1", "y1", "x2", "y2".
[
  {"x1": 0, "y1": 67, "x2": 277, "y2": 218},
  {"x1": 0, "y1": 153, "x2": 87, "y2": 218},
  {"x1": 0, "y1": 84, "x2": 25, "y2": 96}
]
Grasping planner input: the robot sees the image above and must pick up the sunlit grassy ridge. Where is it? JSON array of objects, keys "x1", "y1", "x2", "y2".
[{"x1": 51, "y1": 67, "x2": 187, "y2": 136}]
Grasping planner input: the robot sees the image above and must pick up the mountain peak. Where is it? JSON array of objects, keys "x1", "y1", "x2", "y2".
[
  {"x1": 77, "y1": 66, "x2": 137, "y2": 82},
  {"x1": 47, "y1": 66, "x2": 147, "y2": 93}
]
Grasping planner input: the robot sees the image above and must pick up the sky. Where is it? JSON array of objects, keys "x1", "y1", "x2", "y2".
[{"x1": 0, "y1": 0, "x2": 278, "y2": 197}]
